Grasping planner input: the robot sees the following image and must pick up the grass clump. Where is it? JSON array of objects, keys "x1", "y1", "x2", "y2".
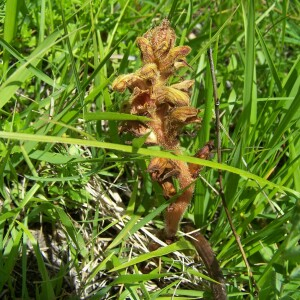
[{"x1": 0, "y1": 1, "x2": 300, "y2": 299}]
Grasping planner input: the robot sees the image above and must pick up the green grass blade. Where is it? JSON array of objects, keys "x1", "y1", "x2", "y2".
[
  {"x1": 0, "y1": 38, "x2": 64, "y2": 88},
  {"x1": 254, "y1": 87, "x2": 300, "y2": 173},
  {"x1": 16, "y1": 221, "x2": 56, "y2": 299},
  {"x1": 256, "y1": 26, "x2": 282, "y2": 93},
  {"x1": 109, "y1": 239, "x2": 191, "y2": 272},
  {"x1": 106, "y1": 202, "x2": 169, "y2": 250},
  {"x1": 0, "y1": 130, "x2": 299, "y2": 196},
  {"x1": 242, "y1": 0, "x2": 256, "y2": 126},
  {"x1": 111, "y1": 272, "x2": 178, "y2": 285},
  {"x1": 84, "y1": 112, "x2": 151, "y2": 122},
  {"x1": 190, "y1": 6, "x2": 239, "y2": 66},
  {"x1": 0, "y1": 30, "x2": 61, "y2": 109},
  {"x1": 2, "y1": 0, "x2": 18, "y2": 77},
  {"x1": 106, "y1": 0, "x2": 130, "y2": 50},
  {"x1": 0, "y1": 228, "x2": 23, "y2": 292}
]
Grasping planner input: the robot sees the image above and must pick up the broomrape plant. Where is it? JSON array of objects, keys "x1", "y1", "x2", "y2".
[
  {"x1": 112, "y1": 20, "x2": 226, "y2": 299},
  {"x1": 112, "y1": 19, "x2": 214, "y2": 240}
]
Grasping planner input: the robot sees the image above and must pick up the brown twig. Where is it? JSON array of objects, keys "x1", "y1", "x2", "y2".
[{"x1": 207, "y1": 48, "x2": 258, "y2": 294}]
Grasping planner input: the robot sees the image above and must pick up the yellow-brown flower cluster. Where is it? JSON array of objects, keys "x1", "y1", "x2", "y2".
[{"x1": 112, "y1": 19, "x2": 201, "y2": 149}]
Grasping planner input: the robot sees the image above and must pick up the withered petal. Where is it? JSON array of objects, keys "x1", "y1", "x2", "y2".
[
  {"x1": 129, "y1": 88, "x2": 156, "y2": 114},
  {"x1": 170, "y1": 106, "x2": 201, "y2": 123},
  {"x1": 159, "y1": 46, "x2": 191, "y2": 72},
  {"x1": 153, "y1": 40, "x2": 172, "y2": 61},
  {"x1": 136, "y1": 37, "x2": 155, "y2": 64},
  {"x1": 138, "y1": 63, "x2": 159, "y2": 83},
  {"x1": 112, "y1": 73, "x2": 148, "y2": 92},
  {"x1": 189, "y1": 141, "x2": 214, "y2": 178},
  {"x1": 171, "y1": 80, "x2": 195, "y2": 92},
  {"x1": 147, "y1": 157, "x2": 179, "y2": 181},
  {"x1": 153, "y1": 86, "x2": 190, "y2": 107},
  {"x1": 174, "y1": 59, "x2": 192, "y2": 70},
  {"x1": 161, "y1": 180, "x2": 177, "y2": 198}
]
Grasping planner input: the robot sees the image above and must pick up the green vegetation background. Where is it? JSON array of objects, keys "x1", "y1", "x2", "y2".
[{"x1": 0, "y1": 0, "x2": 300, "y2": 299}]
